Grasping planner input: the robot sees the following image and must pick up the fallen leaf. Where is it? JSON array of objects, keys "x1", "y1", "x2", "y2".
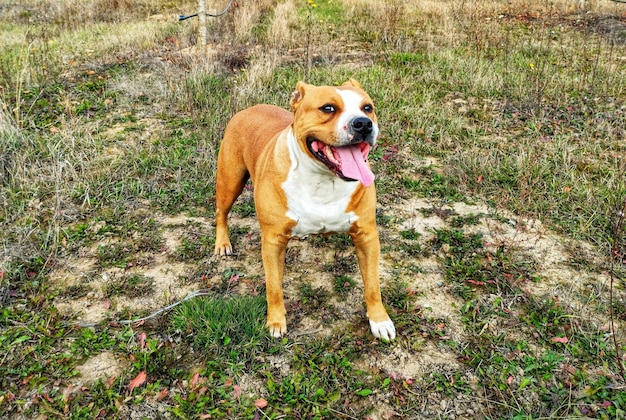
[
  {"x1": 63, "y1": 384, "x2": 74, "y2": 402},
  {"x1": 156, "y1": 388, "x2": 168, "y2": 401},
  {"x1": 191, "y1": 372, "x2": 200, "y2": 387},
  {"x1": 467, "y1": 279, "x2": 485, "y2": 286},
  {"x1": 551, "y1": 336, "x2": 568, "y2": 343},
  {"x1": 128, "y1": 371, "x2": 147, "y2": 392},
  {"x1": 564, "y1": 365, "x2": 577, "y2": 375},
  {"x1": 139, "y1": 332, "x2": 147, "y2": 350},
  {"x1": 255, "y1": 398, "x2": 268, "y2": 409}
]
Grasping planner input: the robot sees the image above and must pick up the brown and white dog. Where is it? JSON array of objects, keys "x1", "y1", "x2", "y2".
[{"x1": 213, "y1": 79, "x2": 396, "y2": 340}]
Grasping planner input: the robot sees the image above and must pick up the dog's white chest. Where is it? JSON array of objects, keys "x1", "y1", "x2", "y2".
[{"x1": 282, "y1": 130, "x2": 359, "y2": 238}]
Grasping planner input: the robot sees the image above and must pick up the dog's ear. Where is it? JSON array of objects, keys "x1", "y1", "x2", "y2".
[
  {"x1": 290, "y1": 81, "x2": 310, "y2": 111},
  {"x1": 342, "y1": 78, "x2": 362, "y2": 89}
]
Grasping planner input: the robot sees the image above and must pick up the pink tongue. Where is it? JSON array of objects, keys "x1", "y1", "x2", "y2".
[{"x1": 336, "y1": 144, "x2": 375, "y2": 187}]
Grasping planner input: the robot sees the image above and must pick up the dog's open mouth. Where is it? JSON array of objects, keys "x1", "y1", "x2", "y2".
[{"x1": 307, "y1": 139, "x2": 375, "y2": 187}]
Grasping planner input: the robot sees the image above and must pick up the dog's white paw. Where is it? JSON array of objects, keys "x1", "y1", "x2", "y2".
[
  {"x1": 213, "y1": 243, "x2": 233, "y2": 256},
  {"x1": 369, "y1": 319, "x2": 396, "y2": 341},
  {"x1": 267, "y1": 320, "x2": 287, "y2": 338},
  {"x1": 269, "y1": 327, "x2": 284, "y2": 338}
]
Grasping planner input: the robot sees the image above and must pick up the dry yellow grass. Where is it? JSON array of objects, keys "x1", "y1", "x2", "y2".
[
  {"x1": 267, "y1": 0, "x2": 300, "y2": 50},
  {"x1": 232, "y1": 0, "x2": 276, "y2": 42},
  {"x1": 345, "y1": 0, "x2": 620, "y2": 17}
]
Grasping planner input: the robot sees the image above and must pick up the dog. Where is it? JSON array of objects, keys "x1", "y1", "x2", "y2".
[{"x1": 213, "y1": 79, "x2": 396, "y2": 340}]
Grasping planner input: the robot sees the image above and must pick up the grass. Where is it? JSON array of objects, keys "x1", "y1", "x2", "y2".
[
  {"x1": 1, "y1": 0, "x2": 626, "y2": 418},
  {"x1": 171, "y1": 295, "x2": 270, "y2": 365}
]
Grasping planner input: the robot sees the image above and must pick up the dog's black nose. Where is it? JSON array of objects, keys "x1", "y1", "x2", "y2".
[{"x1": 351, "y1": 117, "x2": 373, "y2": 135}]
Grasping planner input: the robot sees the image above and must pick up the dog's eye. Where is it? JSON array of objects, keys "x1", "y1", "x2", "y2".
[
  {"x1": 363, "y1": 104, "x2": 374, "y2": 113},
  {"x1": 320, "y1": 104, "x2": 336, "y2": 113}
]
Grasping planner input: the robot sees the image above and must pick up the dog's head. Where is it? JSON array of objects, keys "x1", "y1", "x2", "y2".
[{"x1": 289, "y1": 79, "x2": 379, "y2": 187}]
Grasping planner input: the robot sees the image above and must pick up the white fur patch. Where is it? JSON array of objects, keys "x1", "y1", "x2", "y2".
[
  {"x1": 369, "y1": 319, "x2": 397, "y2": 341},
  {"x1": 335, "y1": 89, "x2": 380, "y2": 145},
  {"x1": 282, "y1": 129, "x2": 359, "y2": 238}
]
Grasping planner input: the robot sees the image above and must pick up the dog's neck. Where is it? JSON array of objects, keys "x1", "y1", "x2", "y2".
[{"x1": 281, "y1": 128, "x2": 359, "y2": 238}]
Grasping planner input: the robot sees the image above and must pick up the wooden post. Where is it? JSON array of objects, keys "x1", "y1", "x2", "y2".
[{"x1": 198, "y1": 0, "x2": 207, "y2": 47}]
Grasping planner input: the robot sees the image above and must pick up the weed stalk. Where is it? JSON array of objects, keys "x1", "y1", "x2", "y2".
[
  {"x1": 304, "y1": 0, "x2": 317, "y2": 82},
  {"x1": 610, "y1": 195, "x2": 626, "y2": 379}
]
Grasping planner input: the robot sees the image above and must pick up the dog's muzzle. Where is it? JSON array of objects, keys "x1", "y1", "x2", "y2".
[{"x1": 351, "y1": 117, "x2": 373, "y2": 136}]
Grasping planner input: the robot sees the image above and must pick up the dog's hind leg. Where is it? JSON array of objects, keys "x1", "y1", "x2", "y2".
[{"x1": 214, "y1": 142, "x2": 249, "y2": 256}]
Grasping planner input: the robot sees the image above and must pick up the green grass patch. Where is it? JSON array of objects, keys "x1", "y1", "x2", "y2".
[
  {"x1": 333, "y1": 274, "x2": 356, "y2": 295},
  {"x1": 175, "y1": 234, "x2": 215, "y2": 261},
  {"x1": 103, "y1": 273, "x2": 154, "y2": 299},
  {"x1": 170, "y1": 295, "x2": 269, "y2": 366},
  {"x1": 298, "y1": 283, "x2": 330, "y2": 312},
  {"x1": 433, "y1": 228, "x2": 537, "y2": 300}
]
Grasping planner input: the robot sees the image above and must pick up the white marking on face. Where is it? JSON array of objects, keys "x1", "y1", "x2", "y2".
[
  {"x1": 282, "y1": 128, "x2": 359, "y2": 238},
  {"x1": 335, "y1": 89, "x2": 379, "y2": 145}
]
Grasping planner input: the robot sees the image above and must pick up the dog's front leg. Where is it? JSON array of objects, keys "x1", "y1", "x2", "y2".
[
  {"x1": 261, "y1": 231, "x2": 289, "y2": 337},
  {"x1": 351, "y1": 228, "x2": 396, "y2": 341}
]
